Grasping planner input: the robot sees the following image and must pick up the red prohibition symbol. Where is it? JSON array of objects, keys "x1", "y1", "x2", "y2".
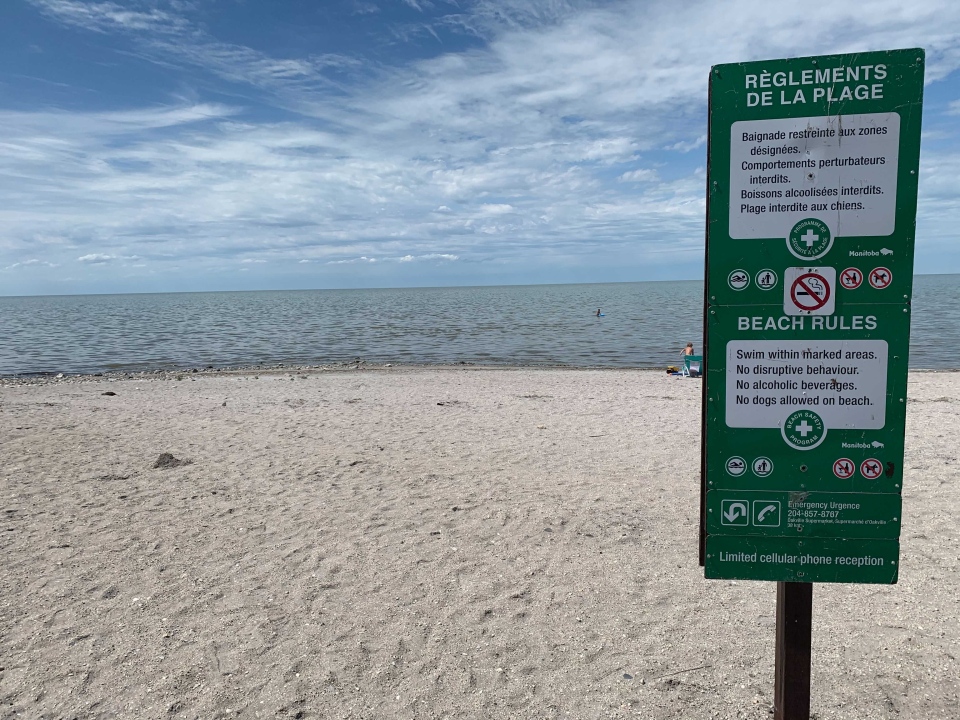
[
  {"x1": 869, "y1": 267, "x2": 893, "y2": 289},
  {"x1": 790, "y1": 273, "x2": 831, "y2": 312},
  {"x1": 860, "y1": 458, "x2": 883, "y2": 480},
  {"x1": 839, "y1": 267, "x2": 863, "y2": 290},
  {"x1": 833, "y1": 458, "x2": 855, "y2": 479}
]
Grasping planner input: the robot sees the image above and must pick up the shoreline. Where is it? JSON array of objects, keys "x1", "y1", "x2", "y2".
[
  {"x1": 0, "y1": 362, "x2": 671, "y2": 385},
  {"x1": 3, "y1": 361, "x2": 959, "y2": 386}
]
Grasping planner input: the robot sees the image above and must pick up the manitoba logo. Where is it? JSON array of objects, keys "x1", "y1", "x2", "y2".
[
  {"x1": 781, "y1": 409, "x2": 826, "y2": 450},
  {"x1": 787, "y1": 218, "x2": 832, "y2": 260}
]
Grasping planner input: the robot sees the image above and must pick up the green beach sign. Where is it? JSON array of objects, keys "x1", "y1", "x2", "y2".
[{"x1": 700, "y1": 49, "x2": 925, "y2": 583}]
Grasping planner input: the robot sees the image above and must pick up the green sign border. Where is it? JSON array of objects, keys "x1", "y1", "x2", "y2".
[
  {"x1": 706, "y1": 490, "x2": 902, "y2": 538},
  {"x1": 700, "y1": 48, "x2": 924, "y2": 584},
  {"x1": 705, "y1": 536, "x2": 899, "y2": 583},
  {"x1": 705, "y1": 304, "x2": 909, "y2": 495},
  {"x1": 705, "y1": 49, "x2": 925, "y2": 310}
]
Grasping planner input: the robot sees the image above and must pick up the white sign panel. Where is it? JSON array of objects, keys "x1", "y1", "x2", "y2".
[
  {"x1": 725, "y1": 339, "x2": 888, "y2": 429},
  {"x1": 730, "y1": 112, "x2": 900, "y2": 240}
]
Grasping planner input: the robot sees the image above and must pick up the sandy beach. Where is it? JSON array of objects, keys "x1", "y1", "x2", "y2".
[{"x1": 1, "y1": 366, "x2": 958, "y2": 720}]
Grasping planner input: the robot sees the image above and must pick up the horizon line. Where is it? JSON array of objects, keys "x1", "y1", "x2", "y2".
[{"x1": 2, "y1": 272, "x2": 956, "y2": 300}]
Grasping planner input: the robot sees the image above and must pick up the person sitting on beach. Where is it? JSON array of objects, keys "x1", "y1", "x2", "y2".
[{"x1": 681, "y1": 342, "x2": 695, "y2": 357}]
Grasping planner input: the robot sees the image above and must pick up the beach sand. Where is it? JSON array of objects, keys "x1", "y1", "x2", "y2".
[{"x1": 1, "y1": 367, "x2": 958, "y2": 719}]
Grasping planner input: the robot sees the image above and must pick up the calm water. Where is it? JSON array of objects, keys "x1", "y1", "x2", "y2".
[{"x1": 1, "y1": 276, "x2": 957, "y2": 375}]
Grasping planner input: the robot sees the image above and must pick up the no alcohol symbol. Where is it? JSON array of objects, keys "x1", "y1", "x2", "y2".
[
  {"x1": 787, "y1": 218, "x2": 832, "y2": 260},
  {"x1": 840, "y1": 267, "x2": 863, "y2": 290},
  {"x1": 833, "y1": 458, "x2": 855, "y2": 479}
]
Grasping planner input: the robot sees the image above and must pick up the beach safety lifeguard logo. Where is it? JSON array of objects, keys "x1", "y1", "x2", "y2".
[
  {"x1": 781, "y1": 409, "x2": 826, "y2": 450},
  {"x1": 787, "y1": 218, "x2": 832, "y2": 260}
]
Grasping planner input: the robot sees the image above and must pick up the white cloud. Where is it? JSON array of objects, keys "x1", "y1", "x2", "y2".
[
  {"x1": 4, "y1": 258, "x2": 59, "y2": 270},
  {"x1": 618, "y1": 168, "x2": 658, "y2": 183},
  {"x1": 29, "y1": 0, "x2": 189, "y2": 34},
  {"x1": 479, "y1": 203, "x2": 515, "y2": 215},
  {"x1": 327, "y1": 256, "x2": 378, "y2": 264},
  {"x1": 667, "y1": 135, "x2": 706, "y2": 153},
  {"x1": 4, "y1": 0, "x2": 960, "y2": 291}
]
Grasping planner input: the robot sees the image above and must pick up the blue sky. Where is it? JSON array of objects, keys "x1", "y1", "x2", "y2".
[{"x1": 2, "y1": 0, "x2": 960, "y2": 295}]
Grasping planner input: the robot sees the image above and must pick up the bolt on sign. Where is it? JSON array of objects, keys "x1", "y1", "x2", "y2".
[{"x1": 700, "y1": 49, "x2": 924, "y2": 583}]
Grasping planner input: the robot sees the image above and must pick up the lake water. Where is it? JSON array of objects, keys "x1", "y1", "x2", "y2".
[{"x1": 1, "y1": 275, "x2": 957, "y2": 375}]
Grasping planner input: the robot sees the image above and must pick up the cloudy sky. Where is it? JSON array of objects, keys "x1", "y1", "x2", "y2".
[{"x1": 2, "y1": 0, "x2": 959, "y2": 295}]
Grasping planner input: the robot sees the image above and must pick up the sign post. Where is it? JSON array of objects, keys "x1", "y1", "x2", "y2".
[{"x1": 700, "y1": 49, "x2": 924, "y2": 718}]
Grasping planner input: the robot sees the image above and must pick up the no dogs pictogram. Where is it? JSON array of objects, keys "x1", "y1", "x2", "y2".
[
  {"x1": 860, "y1": 458, "x2": 883, "y2": 480},
  {"x1": 839, "y1": 268, "x2": 863, "y2": 290},
  {"x1": 790, "y1": 273, "x2": 831, "y2": 312},
  {"x1": 869, "y1": 267, "x2": 893, "y2": 289},
  {"x1": 833, "y1": 458, "x2": 855, "y2": 479}
]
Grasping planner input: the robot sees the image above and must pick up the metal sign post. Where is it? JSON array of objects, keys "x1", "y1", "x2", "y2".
[
  {"x1": 700, "y1": 49, "x2": 925, "y2": 718},
  {"x1": 774, "y1": 582, "x2": 813, "y2": 720}
]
